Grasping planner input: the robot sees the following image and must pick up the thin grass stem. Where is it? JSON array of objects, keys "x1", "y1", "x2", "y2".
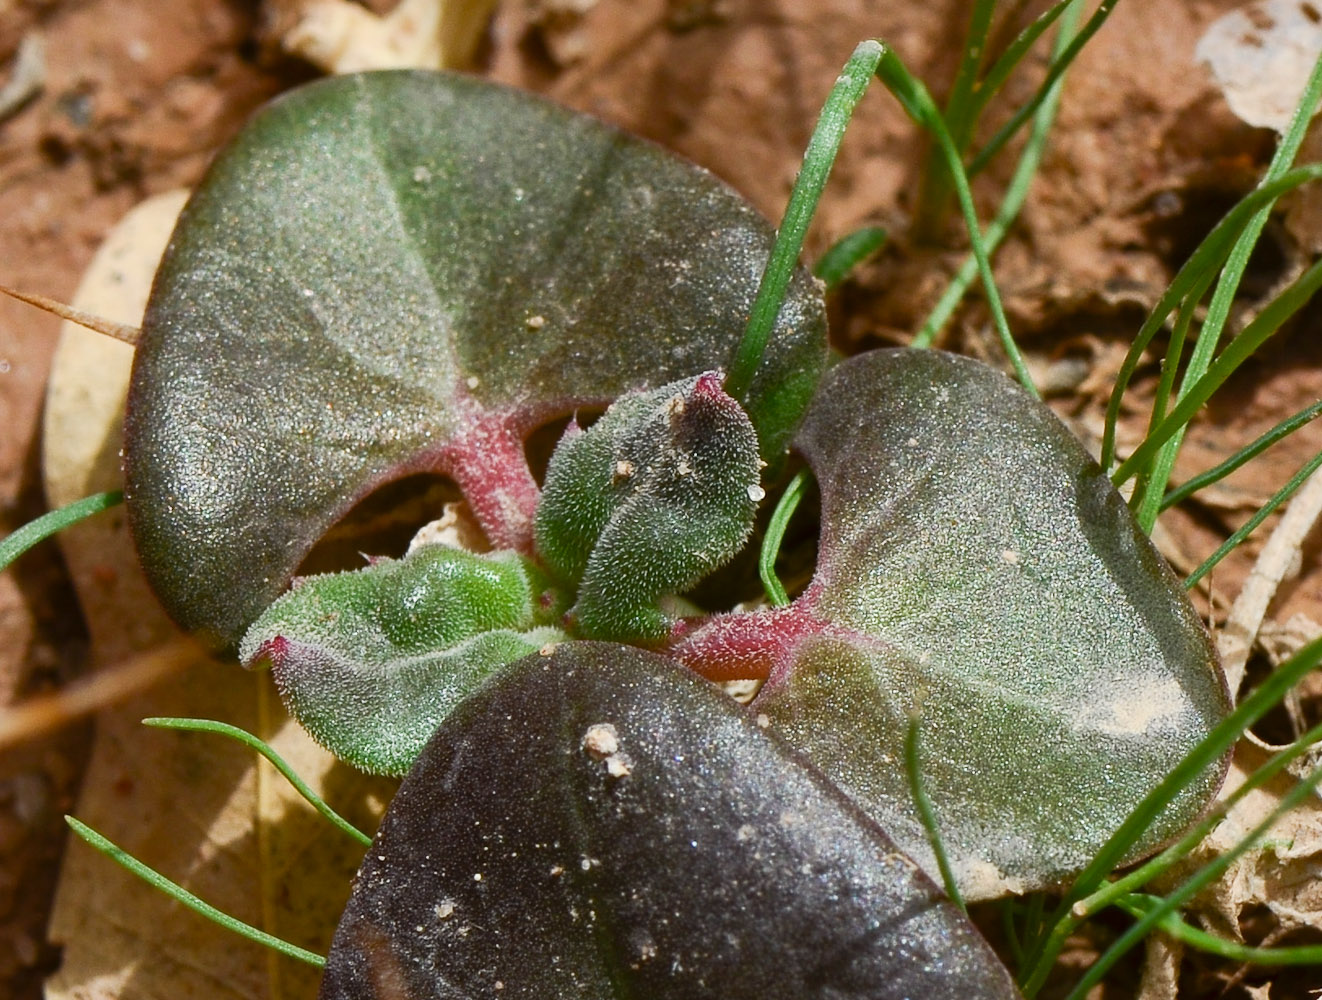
[
  {"x1": 1060, "y1": 760, "x2": 1322, "y2": 999},
  {"x1": 967, "y1": 0, "x2": 1119, "y2": 179},
  {"x1": 143, "y1": 717, "x2": 374, "y2": 847},
  {"x1": 1115, "y1": 893, "x2": 1322, "y2": 966},
  {"x1": 905, "y1": 716, "x2": 965, "y2": 913},
  {"x1": 1071, "y1": 719, "x2": 1322, "y2": 924},
  {"x1": 758, "y1": 468, "x2": 810, "y2": 607},
  {"x1": 1113, "y1": 255, "x2": 1322, "y2": 488},
  {"x1": 0, "y1": 490, "x2": 123, "y2": 571},
  {"x1": 1101, "y1": 168, "x2": 1322, "y2": 472},
  {"x1": 970, "y1": 0, "x2": 1075, "y2": 123},
  {"x1": 1126, "y1": 47, "x2": 1322, "y2": 524},
  {"x1": 1185, "y1": 447, "x2": 1322, "y2": 588},
  {"x1": 913, "y1": 0, "x2": 1081, "y2": 347},
  {"x1": 1162, "y1": 399, "x2": 1322, "y2": 511},
  {"x1": 725, "y1": 40, "x2": 883, "y2": 403},
  {"x1": 65, "y1": 816, "x2": 327, "y2": 968},
  {"x1": 913, "y1": 0, "x2": 996, "y2": 236},
  {"x1": 875, "y1": 50, "x2": 1037, "y2": 395}
]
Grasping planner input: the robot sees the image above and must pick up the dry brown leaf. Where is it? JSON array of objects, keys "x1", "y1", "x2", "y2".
[
  {"x1": 43, "y1": 191, "x2": 394, "y2": 1000},
  {"x1": 1170, "y1": 740, "x2": 1322, "y2": 945}
]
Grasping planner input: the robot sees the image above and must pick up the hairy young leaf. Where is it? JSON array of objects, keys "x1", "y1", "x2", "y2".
[
  {"x1": 321, "y1": 642, "x2": 1022, "y2": 1000},
  {"x1": 726, "y1": 350, "x2": 1228, "y2": 899},
  {"x1": 536, "y1": 372, "x2": 763, "y2": 642},
  {"x1": 125, "y1": 70, "x2": 826, "y2": 649},
  {"x1": 240, "y1": 544, "x2": 568, "y2": 775}
]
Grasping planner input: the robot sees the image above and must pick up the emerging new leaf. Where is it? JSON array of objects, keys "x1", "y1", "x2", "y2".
[
  {"x1": 321, "y1": 642, "x2": 1022, "y2": 1000},
  {"x1": 240, "y1": 544, "x2": 568, "y2": 775},
  {"x1": 125, "y1": 71, "x2": 826, "y2": 649},
  {"x1": 536, "y1": 372, "x2": 763, "y2": 642}
]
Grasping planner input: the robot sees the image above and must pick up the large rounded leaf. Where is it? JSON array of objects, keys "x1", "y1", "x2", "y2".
[
  {"x1": 321, "y1": 642, "x2": 1020, "y2": 999},
  {"x1": 125, "y1": 70, "x2": 826, "y2": 648},
  {"x1": 755, "y1": 349, "x2": 1230, "y2": 900}
]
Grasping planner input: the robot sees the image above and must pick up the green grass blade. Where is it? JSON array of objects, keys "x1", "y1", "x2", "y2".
[
  {"x1": 1126, "y1": 46, "x2": 1322, "y2": 525},
  {"x1": 874, "y1": 49, "x2": 1037, "y2": 396},
  {"x1": 758, "y1": 468, "x2": 810, "y2": 607},
  {"x1": 1071, "y1": 719, "x2": 1322, "y2": 925},
  {"x1": 0, "y1": 490, "x2": 123, "y2": 571},
  {"x1": 1019, "y1": 632, "x2": 1322, "y2": 994},
  {"x1": 967, "y1": 0, "x2": 1119, "y2": 178},
  {"x1": 1113, "y1": 255, "x2": 1322, "y2": 489},
  {"x1": 1186, "y1": 448, "x2": 1322, "y2": 588},
  {"x1": 725, "y1": 40, "x2": 883, "y2": 403},
  {"x1": 905, "y1": 716, "x2": 965, "y2": 914},
  {"x1": 1162, "y1": 399, "x2": 1322, "y2": 511},
  {"x1": 913, "y1": 0, "x2": 1081, "y2": 347},
  {"x1": 969, "y1": 0, "x2": 1076, "y2": 123},
  {"x1": 1060, "y1": 760, "x2": 1322, "y2": 999},
  {"x1": 1116, "y1": 894, "x2": 1322, "y2": 966},
  {"x1": 143, "y1": 717, "x2": 374, "y2": 847},
  {"x1": 914, "y1": 0, "x2": 996, "y2": 236},
  {"x1": 1101, "y1": 164, "x2": 1322, "y2": 472},
  {"x1": 65, "y1": 815, "x2": 327, "y2": 968},
  {"x1": 813, "y1": 226, "x2": 888, "y2": 291}
]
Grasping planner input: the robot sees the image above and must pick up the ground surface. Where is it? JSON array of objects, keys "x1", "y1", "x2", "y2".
[{"x1": 0, "y1": 1, "x2": 1320, "y2": 998}]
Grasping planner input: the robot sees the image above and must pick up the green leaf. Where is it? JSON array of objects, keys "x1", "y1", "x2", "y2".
[
  {"x1": 239, "y1": 543, "x2": 568, "y2": 775},
  {"x1": 125, "y1": 70, "x2": 826, "y2": 649},
  {"x1": 321, "y1": 641, "x2": 1021, "y2": 999},
  {"x1": 535, "y1": 372, "x2": 762, "y2": 641},
  {"x1": 755, "y1": 349, "x2": 1229, "y2": 900}
]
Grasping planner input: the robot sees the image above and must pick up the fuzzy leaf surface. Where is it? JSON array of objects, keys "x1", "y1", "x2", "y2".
[
  {"x1": 125, "y1": 70, "x2": 826, "y2": 648},
  {"x1": 756, "y1": 349, "x2": 1230, "y2": 899},
  {"x1": 321, "y1": 641, "x2": 1021, "y2": 1000},
  {"x1": 536, "y1": 372, "x2": 763, "y2": 641},
  {"x1": 240, "y1": 544, "x2": 568, "y2": 775}
]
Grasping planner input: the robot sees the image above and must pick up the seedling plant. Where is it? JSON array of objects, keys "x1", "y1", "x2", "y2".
[{"x1": 9, "y1": 3, "x2": 1322, "y2": 996}]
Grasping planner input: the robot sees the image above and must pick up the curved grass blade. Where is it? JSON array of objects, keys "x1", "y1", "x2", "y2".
[
  {"x1": 967, "y1": 0, "x2": 1119, "y2": 179},
  {"x1": 913, "y1": 0, "x2": 1080, "y2": 347},
  {"x1": 1113, "y1": 255, "x2": 1322, "y2": 490},
  {"x1": 65, "y1": 815, "x2": 327, "y2": 968},
  {"x1": 813, "y1": 226, "x2": 888, "y2": 291},
  {"x1": 969, "y1": 0, "x2": 1076, "y2": 124},
  {"x1": 1026, "y1": 718, "x2": 1322, "y2": 989},
  {"x1": 1127, "y1": 44, "x2": 1322, "y2": 527},
  {"x1": 1100, "y1": 166, "x2": 1322, "y2": 471},
  {"x1": 875, "y1": 51, "x2": 1036, "y2": 395},
  {"x1": 0, "y1": 490, "x2": 122, "y2": 572},
  {"x1": 758, "y1": 467, "x2": 810, "y2": 607},
  {"x1": 1115, "y1": 894, "x2": 1322, "y2": 966},
  {"x1": 142, "y1": 717, "x2": 373, "y2": 847},
  {"x1": 1059, "y1": 759, "x2": 1322, "y2": 1000},
  {"x1": 1162, "y1": 399, "x2": 1322, "y2": 511},
  {"x1": 726, "y1": 40, "x2": 882, "y2": 402},
  {"x1": 1186, "y1": 448, "x2": 1322, "y2": 588}
]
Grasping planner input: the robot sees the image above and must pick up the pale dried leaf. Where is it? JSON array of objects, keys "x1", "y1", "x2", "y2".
[
  {"x1": 1172, "y1": 740, "x2": 1322, "y2": 943},
  {"x1": 275, "y1": 0, "x2": 498, "y2": 73},
  {"x1": 43, "y1": 192, "x2": 392, "y2": 1000},
  {"x1": 1196, "y1": 0, "x2": 1322, "y2": 133}
]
